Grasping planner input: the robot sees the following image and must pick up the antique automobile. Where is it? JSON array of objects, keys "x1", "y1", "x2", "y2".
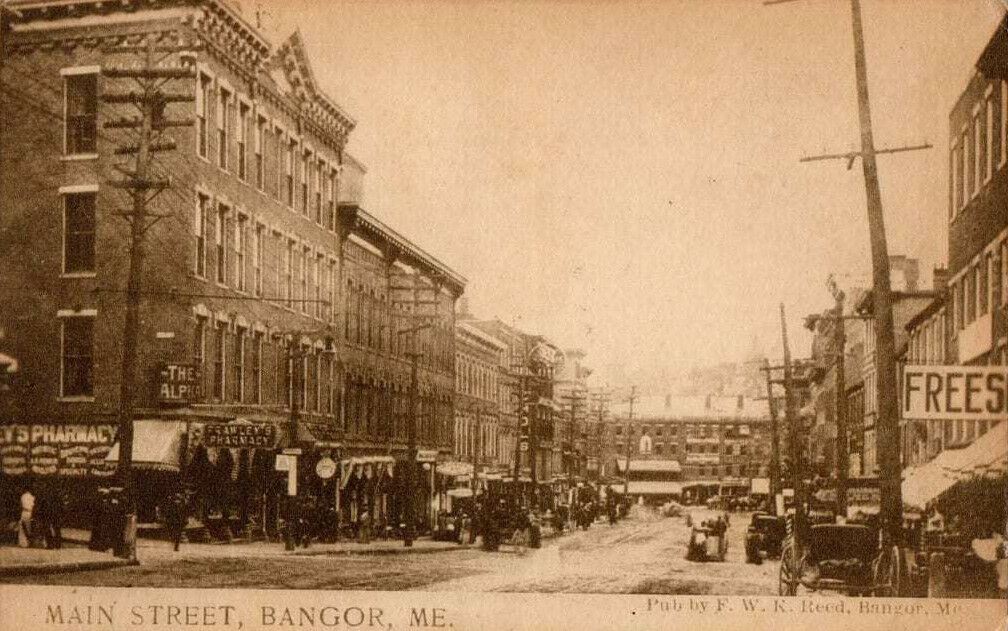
[
  {"x1": 778, "y1": 523, "x2": 904, "y2": 596},
  {"x1": 481, "y1": 497, "x2": 541, "y2": 551},
  {"x1": 744, "y1": 512, "x2": 786, "y2": 564},
  {"x1": 686, "y1": 513, "x2": 729, "y2": 562},
  {"x1": 434, "y1": 496, "x2": 475, "y2": 544}
]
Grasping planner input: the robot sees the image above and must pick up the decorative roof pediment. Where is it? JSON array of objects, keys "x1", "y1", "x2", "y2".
[{"x1": 267, "y1": 29, "x2": 356, "y2": 143}]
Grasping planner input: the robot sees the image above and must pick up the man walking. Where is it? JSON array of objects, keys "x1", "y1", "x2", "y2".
[{"x1": 18, "y1": 483, "x2": 34, "y2": 548}]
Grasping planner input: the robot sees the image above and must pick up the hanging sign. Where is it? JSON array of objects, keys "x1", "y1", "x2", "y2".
[
  {"x1": 156, "y1": 363, "x2": 200, "y2": 405},
  {"x1": 203, "y1": 422, "x2": 276, "y2": 448},
  {"x1": 903, "y1": 365, "x2": 1008, "y2": 420}
]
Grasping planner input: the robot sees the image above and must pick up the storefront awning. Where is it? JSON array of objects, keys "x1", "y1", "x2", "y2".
[
  {"x1": 105, "y1": 419, "x2": 185, "y2": 472},
  {"x1": 626, "y1": 481, "x2": 683, "y2": 495},
  {"x1": 902, "y1": 421, "x2": 1008, "y2": 508},
  {"x1": 615, "y1": 458, "x2": 681, "y2": 473}
]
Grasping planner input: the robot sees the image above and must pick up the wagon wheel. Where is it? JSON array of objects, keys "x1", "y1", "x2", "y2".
[
  {"x1": 778, "y1": 539, "x2": 798, "y2": 596},
  {"x1": 872, "y1": 544, "x2": 903, "y2": 597}
]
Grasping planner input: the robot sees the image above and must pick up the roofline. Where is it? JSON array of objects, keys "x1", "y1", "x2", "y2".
[
  {"x1": 457, "y1": 321, "x2": 507, "y2": 350},
  {"x1": 341, "y1": 204, "x2": 467, "y2": 294}
]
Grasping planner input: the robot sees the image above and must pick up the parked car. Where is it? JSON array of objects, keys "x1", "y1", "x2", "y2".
[{"x1": 744, "y1": 512, "x2": 786, "y2": 564}]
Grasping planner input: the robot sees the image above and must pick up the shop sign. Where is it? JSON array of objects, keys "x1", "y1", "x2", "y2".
[
  {"x1": 903, "y1": 365, "x2": 1008, "y2": 420},
  {"x1": 0, "y1": 423, "x2": 117, "y2": 477},
  {"x1": 156, "y1": 363, "x2": 200, "y2": 405},
  {"x1": 417, "y1": 449, "x2": 438, "y2": 462},
  {"x1": 203, "y1": 422, "x2": 276, "y2": 448},
  {"x1": 315, "y1": 457, "x2": 337, "y2": 479}
]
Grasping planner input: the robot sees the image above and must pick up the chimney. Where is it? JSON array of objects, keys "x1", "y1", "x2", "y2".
[
  {"x1": 889, "y1": 255, "x2": 920, "y2": 292},
  {"x1": 932, "y1": 267, "x2": 949, "y2": 293}
]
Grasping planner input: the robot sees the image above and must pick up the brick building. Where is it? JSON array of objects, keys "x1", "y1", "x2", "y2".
[
  {"x1": 605, "y1": 394, "x2": 772, "y2": 501},
  {"x1": 0, "y1": 0, "x2": 464, "y2": 532},
  {"x1": 453, "y1": 320, "x2": 511, "y2": 474},
  {"x1": 464, "y1": 319, "x2": 561, "y2": 485}
]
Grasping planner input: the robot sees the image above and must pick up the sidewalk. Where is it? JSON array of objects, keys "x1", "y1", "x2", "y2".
[
  {"x1": 0, "y1": 545, "x2": 137, "y2": 577},
  {"x1": 1, "y1": 523, "x2": 566, "y2": 576}
]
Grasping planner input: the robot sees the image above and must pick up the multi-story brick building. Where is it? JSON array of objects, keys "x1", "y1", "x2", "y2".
[
  {"x1": 0, "y1": 0, "x2": 464, "y2": 533},
  {"x1": 605, "y1": 394, "x2": 772, "y2": 502},
  {"x1": 453, "y1": 320, "x2": 510, "y2": 474},
  {"x1": 464, "y1": 318, "x2": 561, "y2": 485}
]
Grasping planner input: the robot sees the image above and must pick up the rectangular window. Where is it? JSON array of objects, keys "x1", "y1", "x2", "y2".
[
  {"x1": 217, "y1": 87, "x2": 231, "y2": 170},
  {"x1": 60, "y1": 315, "x2": 94, "y2": 397},
  {"x1": 301, "y1": 246, "x2": 310, "y2": 314},
  {"x1": 64, "y1": 72, "x2": 97, "y2": 155},
  {"x1": 328, "y1": 260, "x2": 336, "y2": 323},
  {"x1": 1001, "y1": 80, "x2": 1008, "y2": 169},
  {"x1": 253, "y1": 224, "x2": 263, "y2": 296},
  {"x1": 237, "y1": 101, "x2": 249, "y2": 181},
  {"x1": 327, "y1": 170, "x2": 337, "y2": 231},
  {"x1": 286, "y1": 139, "x2": 296, "y2": 208},
  {"x1": 285, "y1": 240, "x2": 294, "y2": 308},
  {"x1": 986, "y1": 93, "x2": 995, "y2": 182},
  {"x1": 233, "y1": 327, "x2": 246, "y2": 402},
  {"x1": 314, "y1": 254, "x2": 323, "y2": 319},
  {"x1": 235, "y1": 214, "x2": 247, "y2": 292},
  {"x1": 963, "y1": 130, "x2": 972, "y2": 202},
  {"x1": 193, "y1": 316, "x2": 207, "y2": 395},
  {"x1": 255, "y1": 115, "x2": 266, "y2": 190},
  {"x1": 194, "y1": 193, "x2": 210, "y2": 277},
  {"x1": 216, "y1": 204, "x2": 228, "y2": 285},
  {"x1": 251, "y1": 331, "x2": 263, "y2": 404},
  {"x1": 196, "y1": 73, "x2": 212, "y2": 159},
  {"x1": 975, "y1": 111, "x2": 985, "y2": 193},
  {"x1": 314, "y1": 160, "x2": 323, "y2": 224},
  {"x1": 63, "y1": 192, "x2": 96, "y2": 274},
  {"x1": 301, "y1": 150, "x2": 310, "y2": 215},
  {"x1": 213, "y1": 321, "x2": 226, "y2": 401},
  {"x1": 1003, "y1": 241, "x2": 1008, "y2": 307},
  {"x1": 955, "y1": 142, "x2": 963, "y2": 211},
  {"x1": 967, "y1": 265, "x2": 977, "y2": 324},
  {"x1": 979, "y1": 254, "x2": 987, "y2": 316}
]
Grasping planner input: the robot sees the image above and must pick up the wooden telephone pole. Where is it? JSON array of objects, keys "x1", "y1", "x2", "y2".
[
  {"x1": 780, "y1": 304, "x2": 807, "y2": 553},
  {"x1": 102, "y1": 35, "x2": 196, "y2": 560},
  {"x1": 765, "y1": 0, "x2": 929, "y2": 544},
  {"x1": 622, "y1": 386, "x2": 637, "y2": 496},
  {"x1": 760, "y1": 359, "x2": 783, "y2": 512}
]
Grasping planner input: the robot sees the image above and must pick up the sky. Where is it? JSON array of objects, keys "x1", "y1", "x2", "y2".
[{"x1": 260, "y1": 0, "x2": 1003, "y2": 383}]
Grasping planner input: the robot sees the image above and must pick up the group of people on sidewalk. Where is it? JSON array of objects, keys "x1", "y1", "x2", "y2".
[{"x1": 11, "y1": 482, "x2": 65, "y2": 549}]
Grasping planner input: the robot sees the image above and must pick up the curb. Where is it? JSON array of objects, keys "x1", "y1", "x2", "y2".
[
  {"x1": 289, "y1": 543, "x2": 475, "y2": 557},
  {"x1": 0, "y1": 558, "x2": 138, "y2": 578}
]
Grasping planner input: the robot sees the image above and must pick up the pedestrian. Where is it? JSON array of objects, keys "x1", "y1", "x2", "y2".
[
  {"x1": 358, "y1": 507, "x2": 371, "y2": 544},
  {"x1": 18, "y1": 484, "x2": 35, "y2": 548},
  {"x1": 35, "y1": 485, "x2": 56, "y2": 549}
]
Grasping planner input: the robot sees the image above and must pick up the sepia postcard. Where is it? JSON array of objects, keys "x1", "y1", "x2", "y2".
[{"x1": 0, "y1": 0, "x2": 1006, "y2": 629}]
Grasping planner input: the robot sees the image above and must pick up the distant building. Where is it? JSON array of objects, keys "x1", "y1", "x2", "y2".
[{"x1": 605, "y1": 394, "x2": 772, "y2": 500}]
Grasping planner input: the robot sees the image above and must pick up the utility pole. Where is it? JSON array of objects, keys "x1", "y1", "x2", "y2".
[
  {"x1": 623, "y1": 385, "x2": 636, "y2": 496},
  {"x1": 760, "y1": 359, "x2": 783, "y2": 512},
  {"x1": 765, "y1": 0, "x2": 923, "y2": 545},
  {"x1": 561, "y1": 391, "x2": 584, "y2": 479},
  {"x1": 102, "y1": 35, "x2": 195, "y2": 560},
  {"x1": 780, "y1": 304, "x2": 806, "y2": 554},
  {"x1": 828, "y1": 277, "x2": 849, "y2": 520},
  {"x1": 396, "y1": 320, "x2": 433, "y2": 548},
  {"x1": 513, "y1": 370, "x2": 526, "y2": 495}
]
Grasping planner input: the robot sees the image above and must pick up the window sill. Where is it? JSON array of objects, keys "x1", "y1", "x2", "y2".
[
  {"x1": 61, "y1": 153, "x2": 99, "y2": 162},
  {"x1": 61, "y1": 271, "x2": 96, "y2": 279},
  {"x1": 58, "y1": 395, "x2": 95, "y2": 403}
]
